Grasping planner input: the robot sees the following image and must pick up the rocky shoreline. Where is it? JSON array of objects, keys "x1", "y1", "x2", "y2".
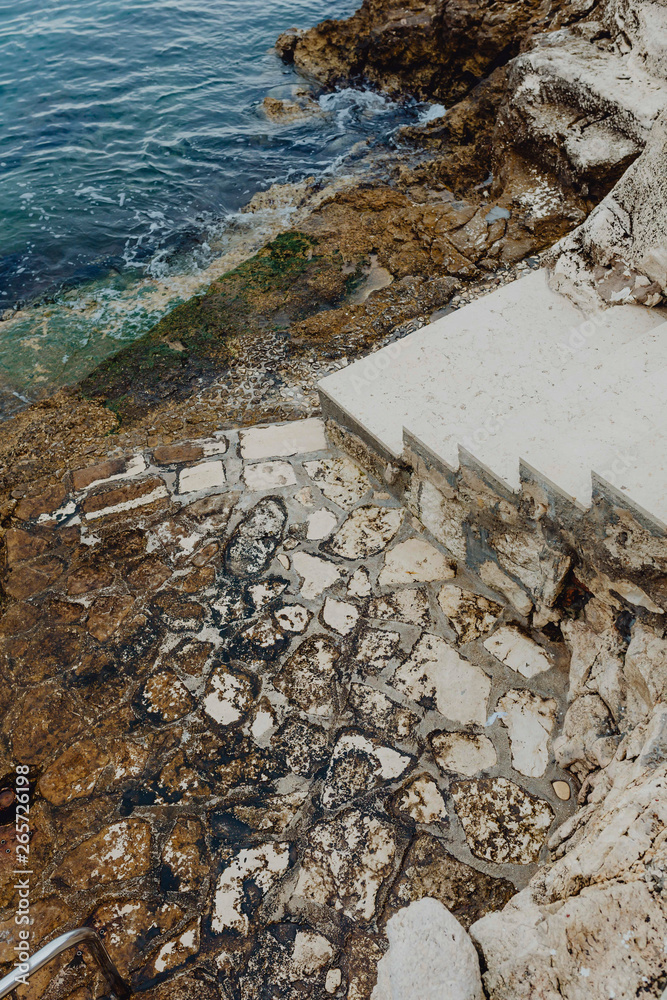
[{"x1": 2, "y1": 0, "x2": 667, "y2": 997}]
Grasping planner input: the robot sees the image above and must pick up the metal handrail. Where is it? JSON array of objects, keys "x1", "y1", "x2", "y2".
[{"x1": 0, "y1": 927, "x2": 131, "y2": 999}]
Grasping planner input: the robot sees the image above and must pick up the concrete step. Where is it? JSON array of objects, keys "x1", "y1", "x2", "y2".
[{"x1": 318, "y1": 270, "x2": 667, "y2": 526}]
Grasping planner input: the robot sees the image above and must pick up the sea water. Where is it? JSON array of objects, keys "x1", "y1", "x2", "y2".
[{"x1": 0, "y1": 0, "x2": 428, "y2": 413}]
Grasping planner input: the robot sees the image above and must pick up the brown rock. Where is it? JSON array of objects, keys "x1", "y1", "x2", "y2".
[
  {"x1": 127, "y1": 557, "x2": 172, "y2": 592},
  {"x1": 72, "y1": 458, "x2": 126, "y2": 491},
  {"x1": 14, "y1": 482, "x2": 66, "y2": 520},
  {"x1": 174, "y1": 565, "x2": 216, "y2": 593},
  {"x1": 38, "y1": 739, "x2": 110, "y2": 805},
  {"x1": 0, "y1": 602, "x2": 40, "y2": 635},
  {"x1": 4, "y1": 527, "x2": 50, "y2": 565},
  {"x1": 82, "y1": 477, "x2": 169, "y2": 521},
  {"x1": 140, "y1": 670, "x2": 195, "y2": 723},
  {"x1": 383, "y1": 834, "x2": 515, "y2": 929},
  {"x1": 58, "y1": 819, "x2": 152, "y2": 888},
  {"x1": 11, "y1": 683, "x2": 84, "y2": 765},
  {"x1": 90, "y1": 899, "x2": 185, "y2": 977},
  {"x1": 4, "y1": 555, "x2": 65, "y2": 599},
  {"x1": 343, "y1": 931, "x2": 385, "y2": 1000},
  {"x1": 86, "y1": 593, "x2": 134, "y2": 641},
  {"x1": 0, "y1": 896, "x2": 72, "y2": 962},
  {"x1": 161, "y1": 818, "x2": 207, "y2": 892},
  {"x1": 158, "y1": 751, "x2": 211, "y2": 802},
  {"x1": 153, "y1": 443, "x2": 204, "y2": 464},
  {"x1": 150, "y1": 590, "x2": 205, "y2": 629},
  {"x1": 162, "y1": 638, "x2": 214, "y2": 677},
  {"x1": 66, "y1": 561, "x2": 114, "y2": 595}
]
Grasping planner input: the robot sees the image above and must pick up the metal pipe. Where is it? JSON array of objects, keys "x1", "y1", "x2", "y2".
[{"x1": 0, "y1": 927, "x2": 131, "y2": 999}]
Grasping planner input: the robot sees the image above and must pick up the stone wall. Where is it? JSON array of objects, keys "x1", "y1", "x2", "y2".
[{"x1": 325, "y1": 414, "x2": 667, "y2": 996}]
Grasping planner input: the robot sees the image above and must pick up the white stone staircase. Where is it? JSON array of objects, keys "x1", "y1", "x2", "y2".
[{"x1": 318, "y1": 270, "x2": 667, "y2": 528}]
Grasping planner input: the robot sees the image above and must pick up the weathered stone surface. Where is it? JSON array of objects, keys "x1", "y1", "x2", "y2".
[
  {"x1": 58, "y1": 820, "x2": 152, "y2": 888},
  {"x1": 451, "y1": 777, "x2": 554, "y2": 864},
  {"x1": 384, "y1": 834, "x2": 515, "y2": 930},
  {"x1": 292, "y1": 810, "x2": 399, "y2": 922},
  {"x1": 624, "y1": 623, "x2": 667, "y2": 716},
  {"x1": 178, "y1": 460, "x2": 226, "y2": 494},
  {"x1": 212, "y1": 842, "x2": 291, "y2": 934},
  {"x1": 148, "y1": 919, "x2": 201, "y2": 977},
  {"x1": 321, "y1": 730, "x2": 412, "y2": 809},
  {"x1": 225, "y1": 497, "x2": 287, "y2": 577},
  {"x1": 240, "y1": 418, "x2": 326, "y2": 460},
  {"x1": 292, "y1": 551, "x2": 342, "y2": 599},
  {"x1": 553, "y1": 693, "x2": 619, "y2": 781},
  {"x1": 153, "y1": 442, "x2": 205, "y2": 464},
  {"x1": 394, "y1": 773, "x2": 447, "y2": 824},
  {"x1": 497, "y1": 689, "x2": 558, "y2": 778},
  {"x1": 322, "y1": 597, "x2": 359, "y2": 635},
  {"x1": 86, "y1": 593, "x2": 134, "y2": 642},
  {"x1": 243, "y1": 460, "x2": 297, "y2": 490},
  {"x1": 203, "y1": 665, "x2": 254, "y2": 726},
  {"x1": 141, "y1": 670, "x2": 195, "y2": 723},
  {"x1": 562, "y1": 619, "x2": 628, "y2": 723},
  {"x1": 437, "y1": 584, "x2": 502, "y2": 643},
  {"x1": 304, "y1": 456, "x2": 371, "y2": 509},
  {"x1": 349, "y1": 683, "x2": 420, "y2": 741},
  {"x1": 352, "y1": 627, "x2": 402, "y2": 674},
  {"x1": 90, "y1": 899, "x2": 186, "y2": 977},
  {"x1": 483, "y1": 626, "x2": 553, "y2": 678},
  {"x1": 369, "y1": 588, "x2": 430, "y2": 626},
  {"x1": 393, "y1": 634, "x2": 490, "y2": 724},
  {"x1": 82, "y1": 477, "x2": 169, "y2": 521},
  {"x1": 326, "y1": 506, "x2": 403, "y2": 560},
  {"x1": 273, "y1": 635, "x2": 341, "y2": 717},
  {"x1": 373, "y1": 898, "x2": 484, "y2": 1000},
  {"x1": 38, "y1": 739, "x2": 110, "y2": 805},
  {"x1": 307, "y1": 507, "x2": 338, "y2": 540},
  {"x1": 379, "y1": 538, "x2": 455, "y2": 587},
  {"x1": 431, "y1": 732, "x2": 497, "y2": 777}
]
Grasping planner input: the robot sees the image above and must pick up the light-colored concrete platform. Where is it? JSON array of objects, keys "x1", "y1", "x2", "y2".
[{"x1": 318, "y1": 270, "x2": 667, "y2": 525}]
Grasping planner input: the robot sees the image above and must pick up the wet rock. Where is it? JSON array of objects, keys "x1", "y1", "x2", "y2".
[
  {"x1": 4, "y1": 555, "x2": 66, "y2": 599},
  {"x1": 393, "y1": 633, "x2": 490, "y2": 724},
  {"x1": 325, "y1": 506, "x2": 404, "y2": 560},
  {"x1": 369, "y1": 588, "x2": 431, "y2": 627},
  {"x1": 231, "y1": 615, "x2": 289, "y2": 661},
  {"x1": 451, "y1": 777, "x2": 554, "y2": 864},
  {"x1": 276, "y1": 718, "x2": 331, "y2": 777},
  {"x1": 147, "y1": 919, "x2": 201, "y2": 978},
  {"x1": 273, "y1": 602, "x2": 311, "y2": 633},
  {"x1": 437, "y1": 585, "x2": 502, "y2": 643},
  {"x1": 321, "y1": 730, "x2": 413, "y2": 809},
  {"x1": 384, "y1": 834, "x2": 515, "y2": 930},
  {"x1": 497, "y1": 689, "x2": 558, "y2": 778},
  {"x1": 483, "y1": 626, "x2": 553, "y2": 678},
  {"x1": 82, "y1": 477, "x2": 170, "y2": 522},
  {"x1": 211, "y1": 841, "x2": 291, "y2": 934},
  {"x1": 86, "y1": 593, "x2": 134, "y2": 642},
  {"x1": 150, "y1": 589, "x2": 205, "y2": 631},
  {"x1": 126, "y1": 557, "x2": 172, "y2": 593},
  {"x1": 225, "y1": 497, "x2": 287, "y2": 577},
  {"x1": 11, "y1": 682, "x2": 84, "y2": 765},
  {"x1": 379, "y1": 539, "x2": 455, "y2": 587},
  {"x1": 153, "y1": 442, "x2": 205, "y2": 464},
  {"x1": 348, "y1": 683, "x2": 420, "y2": 742},
  {"x1": 393, "y1": 773, "x2": 447, "y2": 824},
  {"x1": 373, "y1": 898, "x2": 483, "y2": 1000},
  {"x1": 273, "y1": 635, "x2": 342, "y2": 717},
  {"x1": 304, "y1": 456, "x2": 371, "y2": 509},
  {"x1": 431, "y1": 732, "x2": 497, "y2": 777},
  {"x1": 38, "y1": 739, "x2": 109, "y2": 805},
  {"x1": 90, "y1": 899, "x2": 186, "y2": 977},
  {"x1": 58, "y1": 819, "x2": 152, "y2": 888},
  {"x1": 292, "y1": 809, "x2": 399, "y2": 922},
  {"x1": 203, "y1": 665, "x2": 254, "y2": 727},
  {"x1": 232, "y1": 782, "x2": 311, "y2": 834},
  {"x1": 162, "y1": 637, "x2": 214, "y2": 676},
  {"x1": 292, "y1": 552, "x2": 342, "y2": 599},
  {"x1": 141, "y1": 670, "x2": 195, "y2": 723}
]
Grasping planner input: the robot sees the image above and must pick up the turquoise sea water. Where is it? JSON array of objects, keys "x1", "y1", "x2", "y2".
[{"x1": 0, "y1": 0, "x2": 427, "y2": 410}]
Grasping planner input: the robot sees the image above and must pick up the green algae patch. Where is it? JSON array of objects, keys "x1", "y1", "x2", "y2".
[{"x1": 79, "y1": 231, "x2": 354, "y2": 425}]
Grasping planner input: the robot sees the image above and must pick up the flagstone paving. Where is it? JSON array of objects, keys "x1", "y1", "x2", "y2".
[{"x1": 0, "y1": 417, "x2": 574, "y2": 999}]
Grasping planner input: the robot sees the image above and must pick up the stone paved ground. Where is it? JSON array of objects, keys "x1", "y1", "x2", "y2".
[{"x1": 0, "y1": 417, "x2": 575, "y2": 1000}]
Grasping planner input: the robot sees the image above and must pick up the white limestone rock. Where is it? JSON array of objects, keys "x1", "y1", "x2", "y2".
[
  {"x1": 178, "y1": 460, "x2": 226, "y2": 494},
  {"x1": 483, "y1": 626, "x2": 553, "y2": 678},
  {"x1": 452, "y1": 776, "x2": 554, "y2": 865},
  {"x1": 431, "y1": 732, "x2": 497, "y2": 776},
  {"x1": 372, "y1": 898, "x2": 483, "y2": 1000},
  {"x1": 306, "y1": 508, "x2": 338, "y2": 540},
  {"x1": 240, "y1": 418, "x2": 326, "y2": 460},
  {"x1": 395, "y1": 774, "x2": 448, "y2": 824},
  {"x1": 243, "y1": 461, "x2": 297, "y2": 490},
  {"x1": 379, "y1": 538, "x2": 455, "y2": 587},
  {"x1": 437, "y1": 584, "x2": 502, "y2": 643},
  {"x1": 369, "y1": 588, "x2": 431, "y2": 626},
  {"x1": 497, "y1": 689, "x2": 558, "y2": 778},
  {"x1": 479, "y1": 561, "x2": 533, "y2": 616},
  {"x1": 393, "y1": 633, "x2": 490, "y2": 725},
  {"x1": 624, "y1": 622, "x2": 667, "y2": 715},
  {"x1": 292, "y1": 552, "x2": 342, "y2": 600},
  {"x1": 304, "y1": 456, "x2": 371, "y2": 509},
  {"x1": 322, "y1": 597, "x2": 359, "y2": 635},
  {"x1": 327, "y1": 506, "x2": 404, "y2": 560},
  {"x1": 553, "y1": 693, "x2": 619, "y2": 782}
]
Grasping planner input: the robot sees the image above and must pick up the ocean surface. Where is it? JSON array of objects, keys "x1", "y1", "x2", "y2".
[{"x1": 0, "y1": 0, "x2": 431, "y2": 412}]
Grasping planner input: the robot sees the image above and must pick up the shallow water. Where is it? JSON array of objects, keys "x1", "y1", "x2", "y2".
[{"x1": 0, "y1": 0, "x2": 429, "y2": 409}]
